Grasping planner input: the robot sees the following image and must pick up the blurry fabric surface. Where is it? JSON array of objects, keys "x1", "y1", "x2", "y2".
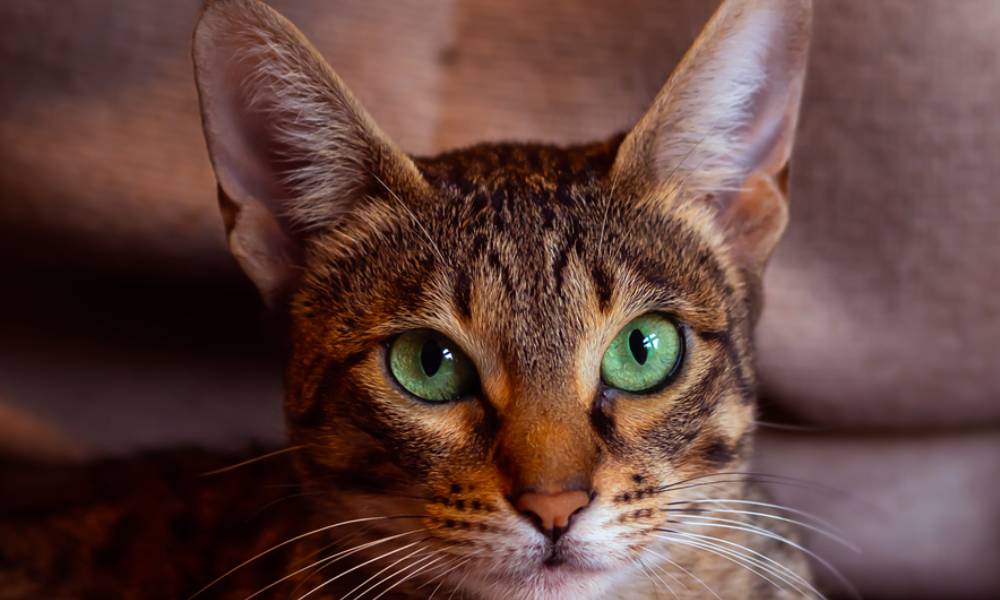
[
  {"x1": 3, "y1": 0, "x2": 998, "y2": 427},
  {"x1": 755, "y1": 429, "x2": 1000, "y2": 597},
  {"x1": 1, "y1": 1, "x2": 998, "y2": 597}
]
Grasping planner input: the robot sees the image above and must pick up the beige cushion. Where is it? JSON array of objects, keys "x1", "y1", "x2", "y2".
[{"x1": 1, "y1": 1, "x2": 997, "y2": 596}]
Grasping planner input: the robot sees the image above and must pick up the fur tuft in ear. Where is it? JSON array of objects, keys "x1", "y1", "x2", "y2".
[
  {"x1": 193, "y1": 0, "x2": 423, "y2": 306},
  {"x1": 613, "y1": 0, "x2": 811, "y2": 272}
]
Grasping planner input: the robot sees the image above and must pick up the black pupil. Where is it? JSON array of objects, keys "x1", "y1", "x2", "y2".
[
  {"x1": 629, "y1": 329, "x2": 649, "y2": 365},
  {"x1": 420, "y1": 340, "x2": 444, "y2": 377}
]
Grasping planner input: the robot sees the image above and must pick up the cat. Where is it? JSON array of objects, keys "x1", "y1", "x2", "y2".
[{"x1": 1, "y1": 0, "x2": 816, "y2": 598}]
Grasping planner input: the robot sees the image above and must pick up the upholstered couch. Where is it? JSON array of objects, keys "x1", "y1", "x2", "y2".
[{"x1": 2, "y1": 1, "x2": 997, "y2": 596}]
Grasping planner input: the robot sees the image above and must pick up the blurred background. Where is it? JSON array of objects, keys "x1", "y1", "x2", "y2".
[{"x1": 1, "y1": 0, "x2": 998, "y2": 598}]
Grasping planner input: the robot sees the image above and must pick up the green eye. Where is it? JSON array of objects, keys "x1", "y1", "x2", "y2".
[
  {"x1": 601, "y1": 314, "x2": 683, "y2": 393},
  {"x1": 388, "y1": 330, "x2": 479, "y2": 402}
]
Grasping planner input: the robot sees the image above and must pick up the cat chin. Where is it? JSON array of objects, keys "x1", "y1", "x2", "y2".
[{"x1": 461, "y1": 562, "x2": 634, "y2": 600}]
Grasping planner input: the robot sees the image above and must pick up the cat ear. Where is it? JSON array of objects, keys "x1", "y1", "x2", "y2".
[
  {"x1": 193, "y1": 0, "x2": 424, "y2": 306},
  {"x1": 612, "y1": 0, "x2": 812, "y2": 271}
]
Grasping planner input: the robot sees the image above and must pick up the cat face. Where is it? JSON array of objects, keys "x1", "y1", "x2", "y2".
[
  {"x1": 281, "y1": 140, "x2": 760, "y2": 597},
  {"x1": 193, "y1": 0, "x2": 810, "y2": 598}
]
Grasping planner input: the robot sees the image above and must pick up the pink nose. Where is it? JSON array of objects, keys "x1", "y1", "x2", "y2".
[{"x1": 515, "y1": 490, "x2": 591, "y2": 539}]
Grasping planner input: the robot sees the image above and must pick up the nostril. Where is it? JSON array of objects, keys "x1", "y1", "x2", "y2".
[
  {"x1": 520, "y1": 507, "x2": 546, "y2": 533},
  {"x1": 514, "y1": 490, "x2": 592, "y2": 539}
]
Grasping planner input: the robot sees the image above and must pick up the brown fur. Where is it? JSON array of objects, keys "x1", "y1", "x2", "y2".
[
  {"x1": 276, "y1": 135, "x2": 806, "y2": 599},
  {"x1": 0, "y1": 449, "x2": 308, "y2": 599},
  {"x1": 1, "y1": 0, "x2": 817, "y2": 598}
]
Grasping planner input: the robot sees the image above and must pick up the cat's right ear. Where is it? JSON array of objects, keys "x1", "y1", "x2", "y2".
[
  {"x1": 193, "y1": 0, "x2": 423, "y2": 306},
  {"x1": 612, "y1": 0, "x2": 811, "y2": 273}
]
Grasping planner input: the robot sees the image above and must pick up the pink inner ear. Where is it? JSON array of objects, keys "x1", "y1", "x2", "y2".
[
  {"x1": 201, "y1": 29, "x2": 297, "y2": 226},
  {"x1": 716, "y1": 172, "x2": 789, "y2": 271},
  {"x1": 194, "y1": 0, "x2": 423, "y2": 306},
  {"x1": 218, "y1": 186, "x2": 301, "y2": 307},
  {"x1": 740, "y1": 49, "x2": 808, "y2": 181},
  {"x1": 716, "y1": 1, "x2": 810, "y2": 181},
  {"x1": 193, "y1": 6, "x2": 314, "y2": 306},
  {"x1": 613, "y1": 0, "x2": 810, "y2": 194},
  {"x1": 608, "y1": 0, "x2": 808, "y2": 274}
]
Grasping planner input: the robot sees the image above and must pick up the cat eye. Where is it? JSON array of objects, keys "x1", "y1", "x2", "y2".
[
  {"x1": 601, "y1": 314, "x2": 683, "y2": 393},
  {"x1": 388, "y1": 330, "x2": 479, "y2": 403}
]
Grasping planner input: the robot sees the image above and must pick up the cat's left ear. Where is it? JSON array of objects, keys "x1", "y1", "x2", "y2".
[
  {"x1": 612, "y1": 0, "x2": 812, "y2": 272},
  {"x1": 192, "y1": 0, "x2": 425, "y2": 307}
]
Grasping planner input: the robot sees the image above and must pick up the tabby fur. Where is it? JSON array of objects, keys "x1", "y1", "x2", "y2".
[{"x1": 2, "y1": 0, "x2": 815, "y2": 597}]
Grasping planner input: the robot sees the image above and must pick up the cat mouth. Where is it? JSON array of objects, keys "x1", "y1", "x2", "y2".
[
  {"x1": 539, "y1": 545, "x2": 603, "y2": 573},
  {"x1": 543, "y1": 551, "x2": 569, "y2": 569}
]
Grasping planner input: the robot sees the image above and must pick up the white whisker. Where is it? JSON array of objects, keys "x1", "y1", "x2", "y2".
[
  {"x1": 673, "y1": 507, "x2": 858, "y2": 552},
  {"x1": 417, "y1": 558, "x2": 458, "y2": 598},
  {"x1": 247, "y1": 529, "x2": 425, "y2": 600},
  {"x1": 659, "y1": 531, "x2": 822, "y2": 599},
  {"x1": 297, "y1": 539, "x2": 426, "y2": 600},
  {"x1": 423, "y1": 554, "x2": 477, "y2": 599},
  {"x1": 341, "y1": 544, "x2": 431, "y2": 600},
  {"x1": 637, "y1": 553, "x2": 679, "y2": 600},
  {"x1": 367, "y1": 553, "x2": 448, "y2": 600},
  {"x1": 643, "y1": 547, "x2": 724, "y2": 600},
  {"x1": 635, "y1": 559, "x2": 663, "y2": 599},
  {"x1": 199, "y1": 445, "x2": 307, "y2": 476},
  {"x1": 446, "y1": 558, "x2": 477, "y2": 600},
  {"x1": 671, "y1": 517, "x2": 856, "y2": 597},
  {"x1": 658, "y1": 533, "x2": 811, "y2": 598},
  {"x1": 670, "y1": 497, "x2": 840, "y2": 533},
  {"x1": 189, "y1": 515, "x2": 421, "y2": 599}
]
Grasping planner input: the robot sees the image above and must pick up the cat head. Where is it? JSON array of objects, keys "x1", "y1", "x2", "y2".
[{"x1": 193, "y1": 0, "x2": 810, "y2": 597}]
